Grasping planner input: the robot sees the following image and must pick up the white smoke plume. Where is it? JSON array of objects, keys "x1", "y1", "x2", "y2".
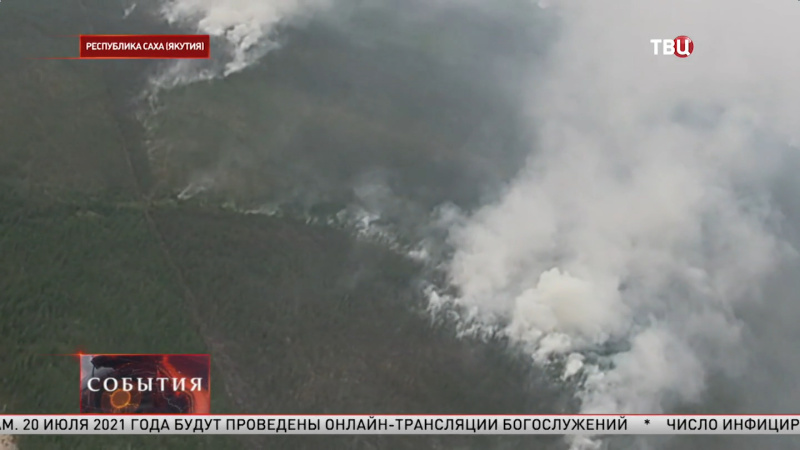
[
  {"x1": 146, "y1": 0, "x2": 330, "y2": 93},
  {"x1": 440, "y1": 0, "x2": 800, "y2": 427},
  {"x1": 163, "y1": 0, "x2": 330, "y2": 75}
]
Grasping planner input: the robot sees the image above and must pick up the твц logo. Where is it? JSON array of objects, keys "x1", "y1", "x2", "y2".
[{"x1": 650, "y1": 36, "x2": 693, "y2": 58}]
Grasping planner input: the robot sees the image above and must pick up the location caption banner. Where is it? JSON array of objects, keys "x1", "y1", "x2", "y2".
[
  {"x1": 79, "y1": 35, "x2": 210, "y2": 59},
  {"x1": 2, "y1": 415, "x2": 800, "y2": 435}
]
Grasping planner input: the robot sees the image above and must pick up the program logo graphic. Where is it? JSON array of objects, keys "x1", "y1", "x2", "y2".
[
  {"x1": 79, "y1": 354, "x2": 211, "y2": 414},
  {"x1": 650, "y1": 36, "x2": 694, "y2": 58}
]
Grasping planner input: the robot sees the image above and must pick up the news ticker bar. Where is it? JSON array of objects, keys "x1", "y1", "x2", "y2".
[
  {"x1": 1, "y1": 415, "x2": 800, "y2": 435},
  {"x1": 79, "y1": 35, "x2": 210, "y2": 59}
]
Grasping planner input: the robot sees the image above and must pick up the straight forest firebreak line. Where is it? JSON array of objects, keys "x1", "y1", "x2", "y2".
[{"x1": 75, "y1": 2, "x2": 259, "y2": 447}]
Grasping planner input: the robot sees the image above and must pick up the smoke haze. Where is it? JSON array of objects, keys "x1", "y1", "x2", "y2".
[
  {"x1": 160, "y1": 0, "x2": 331, "y2": 75},
  {"x1": 441, "y1": 0, "x2": 800, "y2": 435},
  {"x1": 142, "y1": 0, "x2": 800, "y2": 448}
]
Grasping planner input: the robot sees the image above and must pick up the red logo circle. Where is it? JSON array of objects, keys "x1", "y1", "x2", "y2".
[{"x1": 674, "y1": 36, "x2": 693, "y2": 58}]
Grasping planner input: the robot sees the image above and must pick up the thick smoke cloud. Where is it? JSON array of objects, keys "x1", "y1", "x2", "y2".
[
  {"x1": 442, "y1": 0, "x2": 800, "y2": 429},
  {"x1": 141, "y1": 0, "x2": 800, "y2": 447}
]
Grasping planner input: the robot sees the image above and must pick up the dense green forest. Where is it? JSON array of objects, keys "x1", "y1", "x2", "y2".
[{"x1": 0, "y1": 1, "x2": 556, "y2": 449}]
